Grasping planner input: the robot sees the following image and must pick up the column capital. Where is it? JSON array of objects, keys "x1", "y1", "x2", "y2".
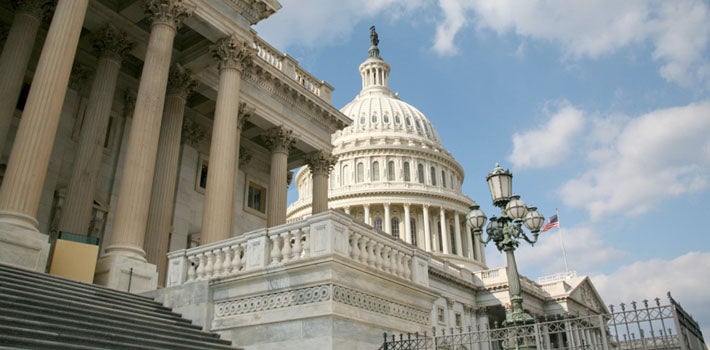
[
  {"x1": 238, "y1": 102, "x2": 254, "y2": 129},
  {"x1": 212, "y1": 36, "x2": 254, "y2": 72},
  {"x1": 265, "y1": 125, "x2": 296, "y2": 154},
  {"x1": 403, "y1": 203, "x2": 410, "y2": 209},
  {"x1": 123, "y1": 89, "x2": 137, "y2": 118},
  {"x1": 13, "y1": 0, "x2": 52, "y2": 18},
  {"x1": 92, "y1": 24, "x2": 134, "y2": 61},
  {"x1": 181, "y1": 116, "x2": 205, "y2": 147},
  {"x1": 144, "y1": 0, "x2": 192, "y2": 29},
  {"x1": 363, "y1": 203, "x2": 370, "y2": 209},
  {"x1": 167, "y1": 64, "x2": 198, "y2": 98},
  {"x1": 423, "y1": 203, "x2": 430, "y2": 209},
  {"x1": 305, "y1": 151, "x2": 337, "y2": 175},
  {"x1": 69, "y1": 63, "x2": 91, "y2": 91},
  {"x1": 287, "y1": 170, "x2": 294, "y2": 186},
  {"x1": 238, "y1": 146, "x2": 252, "y2": 167}
]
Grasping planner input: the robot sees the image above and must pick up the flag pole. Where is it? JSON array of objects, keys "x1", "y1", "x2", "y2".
[{"x1": 556, "y1": 208, "x2": 570, "y2": 273}]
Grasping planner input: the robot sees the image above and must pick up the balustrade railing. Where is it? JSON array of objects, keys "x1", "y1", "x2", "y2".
[{"x1": 166, "y1": 211, "x2": 427, "y2": 287}]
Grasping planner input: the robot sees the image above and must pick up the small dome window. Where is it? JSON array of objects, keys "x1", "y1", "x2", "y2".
[
  {"x1": 394, "y1": 114, "x2": 401, "y2": 125},
  {"x1": 405, "y1": 115, "x2": 412, "y2": 127},
  {"x1": 371, "y1": 114, "x2": 378, "y2": 123},
  {"x1": 360, "y1": 115, "x2": 366, "y2": 125},
  {"x1": 415, "y1": 120, "x2": 422, "y2": 130},
  {"x1": 383, "y1": 113, "x2": 390, "y2": 124}
]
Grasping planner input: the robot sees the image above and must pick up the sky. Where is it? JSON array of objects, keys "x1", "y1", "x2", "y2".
[{"x1": 255, "y1": 0, "x2": 710, "y2": 335}]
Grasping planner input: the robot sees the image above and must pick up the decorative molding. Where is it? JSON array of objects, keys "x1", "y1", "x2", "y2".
[
  {"x1": 212, "y1": 36, "x2": 254, "y2": 72},
  {"x1": 238, "y1": 146, "x2": 252, "y2": 167},
  {"x1": 123, "y1": 89, "x2": 137, "y2": 118},
  {"x1": 12, "y1": 0, "x2": 52, "y2": 18},
  {"x1": 286, "y1": 170, "x2": 294, "y2": 185},
  {"x1": 213, "y1": 283, "x2": 430, "y2": 325},
  {"x1": 167, "y1": 64, "x2": 198, "y2": 98},
  {"x1": 225, "y1": 0, "x2": 279, "y2": 25},
  {"x1": 68, "y1": 63, "x2": 91, "y2": 91},
  {"x1": 91, "y1": 24, "x2": 134, "y2": 61},
  {"x1": 144, "y1": 0, "x2": 192, "y2": 29}
]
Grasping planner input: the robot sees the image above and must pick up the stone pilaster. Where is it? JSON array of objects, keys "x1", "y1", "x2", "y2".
[
  {"x1": 144, "y1": 64, "x2": 196, "y2": 286},
  {"x1": 423, "y1": 204, "x2": 431, "y2": 251},
  {"x1": 305, "y1": 151, "x2": 336, "y2": 215},
  {"x1": 200, "y1": 36, "x2": 253, "y2": 245},
  {"x1": 0, "y1": 0, "x2": 52, "y2": 158},
  {"x1": 265, "y1": 126, "x2": 296, "y2": 227},
  {"x1": 0, "y1": 0, "x2": 89, "y2": 271},
  {"x1": 96, "y1": 0, "x2": 191, "y2": 292},
  {"x1": 440, "y1": 207, "x2": 449, "y2": 254},
  {"x1": 59, "y1": 25, "x2": 133, "y2": 237}
]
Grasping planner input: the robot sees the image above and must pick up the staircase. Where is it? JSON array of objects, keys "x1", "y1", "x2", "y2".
[{"x1": 0, "y1": 264, "x2": 237, "y2": 349}]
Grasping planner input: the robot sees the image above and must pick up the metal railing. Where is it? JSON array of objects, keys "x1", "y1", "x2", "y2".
[{"x1": 380, "y1": 293, "x2": 706, "y2": 350}]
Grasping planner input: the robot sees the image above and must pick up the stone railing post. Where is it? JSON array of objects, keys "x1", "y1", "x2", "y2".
[{"x1": 166, "y1": 249, "x2": 188, "y2": 287}]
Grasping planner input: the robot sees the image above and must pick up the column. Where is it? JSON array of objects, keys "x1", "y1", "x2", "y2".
[
  {"x1": 265, "y1": 125, "x2": 296, "y2": 227},
  {"x1": 96, "y1": 0, "x2": 191, "y2": 292},
  {"x1": 383, "y1": 203, "x2": 391, "y2": 235},
  {"x1": 465, "y1": 220, "x2": 474, "y2": 259},
  {"x1": 305, "y1": 151, "x2": 337, "y2": 215},
  {"x1": 0, "y1": 0, "x2": 89, "y2": 271},
  {"x1": 440, "y1": 207, "x2": 450, "y2": 254},
  {"x1": 403, "y1": 203, "x2": 411, "y2": 244},
  {"x1": 423, "y1": 204, "x2": 431, "y2": 251},
  {"x1": 0, "y1": 0, "x2": 51, "y2": 157},
  {"x1": 363, "y1": 204, "x2": 370, "y2": 225},
  {"x1": 454, "y1": 211, "x2": 463, "y2": 257},
  {"x1": 59, "y1": 25, "x2": 133, "y2": 236},
  {"x1": 143, "y1": 64, "x2": 196, "y2": 286},
  {"x1": 200, "y1": 36, "x2": 253, "y2": 244}
]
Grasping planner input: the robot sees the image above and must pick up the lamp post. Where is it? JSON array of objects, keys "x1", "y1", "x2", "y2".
[{"x1": 466, "y1": 164, "x2": 545, "y2": 328}]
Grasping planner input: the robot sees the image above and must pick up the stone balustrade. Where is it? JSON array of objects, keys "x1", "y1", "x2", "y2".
[
  {"x1": 252, "y1": 36, "x2": 333, "y2": 103},
  {"x1": 473, "y1": 266, "x2": 507, "y2": 286},
  {"x1": 166, "y1": 210, "x2": 429, "y2": 287}
]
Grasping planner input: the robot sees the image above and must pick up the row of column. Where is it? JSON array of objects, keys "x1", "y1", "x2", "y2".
[
  {"x1": 0, "y1": 0, "x2": 336, "y2": 288},
  {"x1": 344, "y1": 203, "x2": 484, "y2": 261}
]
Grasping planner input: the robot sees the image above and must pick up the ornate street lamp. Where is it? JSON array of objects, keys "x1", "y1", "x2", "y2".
[{"x1": 466, "y1": 163, "x2": 545, "y2": 328}]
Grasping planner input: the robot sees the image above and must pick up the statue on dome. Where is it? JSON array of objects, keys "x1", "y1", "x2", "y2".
[{"x1": 369, "y1": 26, "x2": 380, "y2": 58}]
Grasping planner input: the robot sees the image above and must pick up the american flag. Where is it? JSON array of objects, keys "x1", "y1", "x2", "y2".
[{"x1": 541, "y1": 214, "x2": 559, "y2": 232}]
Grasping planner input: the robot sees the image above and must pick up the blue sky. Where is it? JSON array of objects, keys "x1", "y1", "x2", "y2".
[{"x1": 256, "y1": 0, "x2": 710, "y2": 334}]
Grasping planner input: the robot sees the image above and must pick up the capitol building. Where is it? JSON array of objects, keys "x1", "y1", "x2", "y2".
[{"x1": 1, "y1": 1, "x2": 704, "y2": 349}]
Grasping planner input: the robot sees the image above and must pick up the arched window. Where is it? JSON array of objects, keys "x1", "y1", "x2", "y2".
[
  {"x1": 372, "y1": 161, "x2": 380, "y2": 181},
  {"x1": 387, "y1": 161, "x2": 395, "y2": 181},
  {"x1": 450, "y1": 174, "x2": 454, "y2": 189},
  {"x1": 394, "y1": 113, "x2": 402, "y2": 125},
  {"x1": 405, "y1": 115, "x2": 412, "y2": 127},
  {"x1": 430, "y1": 167, "x2": 437, "y2": 186},
  {"x1": 410, "y1": 219, "x2": 417, "y2": 246},
  {"x1": 442, "y1": 170, "x2": 447, "y2": 188},
  {"x1": 342, "y1": 165, "x2": 349, "y2": 185},
  {"x1": 371, "y1": 113, "x2": 378, "y2": 123},
  {"x1": 356, "y1": 162, "x2": 364, "y2": 183},
  {"x1": 383, "y1": 113, "x2": 390, "y2": 124},
  {"x1": 374, "y1": 218, "x2": 383, "y2": 231},
  {"x1": 391, "y1": 218, "x2": 400, "y2": 238},
  {"x1": 417, "y1": 164, "x2": 425, "y2": 184},
  {"x1": 360, "y1": 115, "x2": 366, "y2": 125},
  {"x1": 403, "y1": 162, "x2": 411, "y2": 182}
]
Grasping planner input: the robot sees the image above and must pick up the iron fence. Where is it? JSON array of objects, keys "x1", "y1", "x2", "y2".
[{"x1": 380, "y1": 293, "x2": 705, "y2": 350}]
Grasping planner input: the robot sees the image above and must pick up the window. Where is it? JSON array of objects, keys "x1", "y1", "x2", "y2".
[
  {"x1": 437, "y1": 307, "x2": 445, "y2": 324},
  {"x1": 450, "y1": 174, "x2": 454, "y2": 189},
  {"x1": 391, "y1": 218, "x2": 400, "y2": 238},
  {"x1": 247, "y1": 182, "x2": 266, "y2": 213},
  {"x1": 455, "y1": 313, "x2": 462, "y2": 327},
  {"x1": 387, "y1": 161, "x2": 395, "y2": 181},
  {"x1": 372, "y1": 161, "x2": 380, "y2": 181},
  {"x1": 405, "y1": 115, "x2": 412, "y2": 127},
  {"x1": 403, "y1": 162, "x2": 411, "y2": 182},
  {"x1": 360, "y1": 115, "x2": 366, "y2": 125},
  {"x1": 394, "y1": 113, "x2": 401, "y2": 125},
  {"x1": 196, "y1": 156, "x2": 209, "y2": 193},
  {"x1": 383, "y1": 113, "x2": 390, "y2": 124},
  {"x1": 442, "y1": 170, "x2": 446, "y2": 188},
  {"x1": 430, "y1": 167, "x2": 437, "y2": 186},
  {"x1": 410, "y1": 219, "x2": 417, "y2": 246},
  {"x1": 415, "y1": 120, "x2": 422, "y2": 131},
  {"x1": 374, "y1": 218, "x2": 383, "y2": 231},
  {"x1": 356, "y1": 162, "x2": 364, "y2": 183},
  {"x1": 417, "y1": 164, "x2": 425, "y2": 184},
  {"x1": 342, "y1": 164, "x2": 349, "y2": 185},
  {"x1": 371, "y1": 114, "x2": 378, "y2": 123}
]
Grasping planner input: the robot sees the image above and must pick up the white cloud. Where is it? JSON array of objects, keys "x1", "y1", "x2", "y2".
[
  {"x1": 254, "y1": 0, "x2": 427, "y2": 50},
  {"x1": 508, "y1": 101, "x2": 586, "y2": 169},
  {"x1": 561, "y1": 102, "x2": 710, "y2": 220},
  {"x1": 434, "y1": 0, "x2": 710, "y2": 87},
  {"x1": 591, "y1": 252, "x2": 710, "y2": 338}
]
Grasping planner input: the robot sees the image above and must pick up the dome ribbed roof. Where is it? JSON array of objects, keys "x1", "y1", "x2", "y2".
[{"x1": 335, "y1": 40, "x2": 442, "y2": 146}]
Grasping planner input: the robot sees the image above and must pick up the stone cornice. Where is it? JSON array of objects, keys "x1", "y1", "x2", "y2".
[
  {"x1": 223, "y1": 0, "x2": 281, "y2": 25},
  {"x1": 428, "y1": 266, "x2": 479, "y2": 290}
]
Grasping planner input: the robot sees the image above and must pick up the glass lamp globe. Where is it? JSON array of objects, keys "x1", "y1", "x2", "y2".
[
  {"x1": 505, "y1": 195, "x2": 527, "y2": 220},
  {"x1": 466, "y1": 202, "x2": 487, "y2": 230},
  {"x1": 486, "y1": 163, "x2": 512, "y2": 205},
  {"x1": 524, "y1": 207, "x2": 545, "y2": 232}
]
